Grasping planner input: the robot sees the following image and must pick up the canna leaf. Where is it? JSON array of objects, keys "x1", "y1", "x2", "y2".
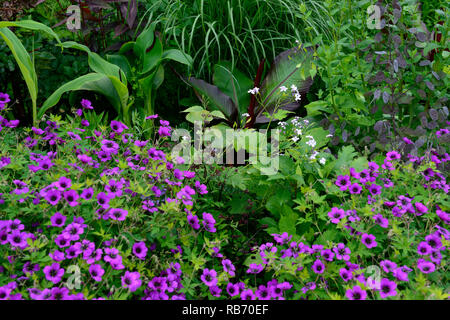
[
  {"x1": 255, "y1": 46, "x2": 315, "y2": 123},
  {"x1": 188, "y1": 78, "x2": 238, "y2": 122}
]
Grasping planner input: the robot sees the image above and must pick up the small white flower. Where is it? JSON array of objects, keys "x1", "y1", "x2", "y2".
[
  {"x1": 279, "y1": 86, "x2": 288, "y2": 93},
  {"x1": 306, "y1": 135, "x2": 313, "y2": 139},
  {"x1": 242, "y1": 113, "x2": 250, "y2": 117},
  {"x1": 326, "y1": 134, "x2": 333, "y2": 138},
  {"x1": 295, "y1": 93, "x2": 301, "y2": 101},
  {"x1": 310, "y1": 151, "x2": 319, "y2": 160},
  {"x1": 295, "y1": 129, "x2": 302, "y2": 135},
  {"x1": 319, "y1": 158, "x2": 326, "y2": 165},
  {"x1": 290, "y1": 84, "x2": 298, "y2": 92},
  {"x1": 306, "y1": 139, "x2": 316, "y2": 148},
  {"x1": 248, "y1": 87, "x2": 259, "y2": 95},
  {"x1": 292, "y1": 136, "x2": 300, "y2": 143},
  {"x1": 278, "y1": 121, "x2": 287, "y2": 128}
]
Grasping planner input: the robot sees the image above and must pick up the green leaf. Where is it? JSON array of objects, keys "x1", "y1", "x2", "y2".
[
  {"x1": 107, "y1": 54, "x2": 132, "y2": 80},
  {"x1": 0, "y1": 27, "x2": 37, "y2": 111},
  {"x1": 61, "y1": 41, "x2": 127, "y2": 84},
  {"x1": 334, "y1": 145, "x2": 358, "y2": 174},
  {"x1": 304, "y1": 100, "x2": 330, "y2": 116},
  {"x1": 0, "y1": 20, "x2": 61, "y2": 44},
  {"x1": 141, "y1": 37, "x2": 163, "y2": 75},
  {"x1": 134, "y1": 24, "x2": 155, "y2": 59},
  {"x1": 162, "y1": 49, "x2": 193, "y2": 66},
  {"x1": 278, "y1": 205, "x2": 298, "y2": 236},
  {"x1": 39, "y1": 73, "x2": 123, "y2": 118}
]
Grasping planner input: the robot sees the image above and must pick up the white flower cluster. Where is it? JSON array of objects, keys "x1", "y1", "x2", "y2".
[
  {"x1": 290, "y1": 85, "x2": 301, "y2": 102},
  {"x1": 248, "y1": 87, "x2": 259, "y2": 95},
  {"x1": 305, "y1": 135, "x2": 317, "y2": 148}
]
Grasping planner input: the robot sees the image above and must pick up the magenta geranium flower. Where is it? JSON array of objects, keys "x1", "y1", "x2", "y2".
[
  {"x1": 240, "y1": 289, "x2": 256, "y2": 300},
  {"x1": 63, "y1": 189, "x2": 79, "y2": 207},
  {"x1": 386, "y1": 151, "x2": 401, "y2": 161},
  {"x1": 335, "y1": 175, "x2": 351, "y2": 191},
  {"x1": 44, "y1": 189, "x2": 61, "y2": 206},
  {"x1": 222, "y1": 259, "x2": 236, "y2": 277},
  {"x1": 110, "y1": 120, "x2": 128, "y2": 134},
  {"x1": 89, "y1": 264, "x2": 105, "y2": 282},
  {"x1": 81, "y1": 99, "x2": 93, "y2": 110},
  {"x1": 50, "y1": 212, "x2": 66, "y2": 227},
  {"x1": 361, "y1": 233, "x2": 377, "y2": 249},
  {"x1": 200, "y1": 268, "x2": 217, "y2": 287},
  {"x1": 132, "y1": 241, "x2": 148, "y2": 260},
  {"x1": 417, "y1": 259, "x2": 436, "y2": 274},
  {"x1": 109, "y1": 208, "x2": 128, "y2": 221},
  {"x1": 328, "y1": 207, "x2": 345, "y2": 224},
  {"x1": 378, "y1": 278, "x2": 397, "y2": 298},
  {"x1": 380, "y1": 260, "x2": 397, "y2": 273},
  {"x1": 311, "y1": 259, "x2": 325, "y2": 274},
  {"x1": 349, "y1": 182, "x2": 362, "y2": 194},
  {"x1": 43, "y1": 263, "x2": 65, "y2": 284},
  {"x1": 345, "y1": 285, "x2": 367, "y2": 300},
  {"x1": 55, "y1": 176, "x2": 71, "y2": 191},
  {"x1": 121, "y1": 271, "x2": 142, "y2": 292},
  {"x1": 333, "y1": 243, "x2": 351, "y2": 261}
]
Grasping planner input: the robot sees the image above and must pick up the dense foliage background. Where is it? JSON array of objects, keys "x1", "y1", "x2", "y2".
[{"x1": 0, "y1": 0, "x2": 448, "y2": 300}]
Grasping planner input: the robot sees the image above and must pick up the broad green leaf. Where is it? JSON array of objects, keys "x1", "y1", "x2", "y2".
[
  {"x1": 0, "y1": 20, "x2": 61, "y2": 44},
  {"x1": 162, "y1": 49, "x2": 193, "y2": 66},
  {"x1": 107, "y1": 54, "x2": 132, "y2": 80},
  {"x1": 182, "y1": 105, "x2": 204, "y2": 113},
  {"x1": 0, "y1": 27, "x2": 37, "y2": 108},
  {"x1": 278, "y1": 205, "x2": 298, "y2": 236},
  {"x1": 39, "y1": 73, "x2": 122, "y2": 118},
  {"x1": 134, "y1": 24, "x2": 155, "y2": 58},
  {"x1": 61, "y1": 41, "x2": 127, "y2": 85},
  {"x1": 304, "y1": 100, "x2": 330, "y2": 116},
  {"x1": 141, "y1": 37, "x2": 163, "y2": 75}
]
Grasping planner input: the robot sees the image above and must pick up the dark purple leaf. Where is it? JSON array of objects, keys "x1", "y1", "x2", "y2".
[
  {"x1": 415, "y1": 137, "x2": 425, "y2": 148},
  {"x1": 393, "y1": 59, "x2": 398, "y2": 73},
  {"x1": 432, "y1": 71, "x2": 440, "y2": 80},
  {"x1": 416, "y1": 32, "x2": 427, "y2": 42},
  {"x1": 342, "y1": 130, "x2": 348, "y2": 142},
  {"x1": 417, "y1": 89, "x2": 426, "y2": 98},
  {"x1": 397, "y1": 55, "x2": 407, "y2": 68},
  {"x1": 429, "y1": 109, "x2": 438, "y2": 121},
  {"x1": 427, "y1": 121, "x2": 437, "y2": 130},
  {"x1": 188, "y1": 78, "x2": 237, "y2": 121},
  {"x1": 419, "y1": 60, "x2": 431, "y2": 66},
  {"x1": 33, "y1": 0, "x2": 46, "y2": 6},
  {"x1": 375, "y1": 71, "x2": 385, "y2": 82},
  {"x1": 125, "y1": 0, "x2": 137, "y2": 28},
  {"x1": 382, "y1": 91, "x2": 390, "y2": 103},
  {"x1": 425, "y1": 81, "x2": 435, "y2": 91},
  {"x1": 374, "y1": 33, "x2": 383, "y2": 43},
  {"x1": 374, "y1": 89, "x2": 381, "y2": 100},
  {"x1": 393, "y1": 9, "x2": 401, "y2": 23},
  {"x1": 370, "y1": 105, "x2": 378, "y2": 114}
]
